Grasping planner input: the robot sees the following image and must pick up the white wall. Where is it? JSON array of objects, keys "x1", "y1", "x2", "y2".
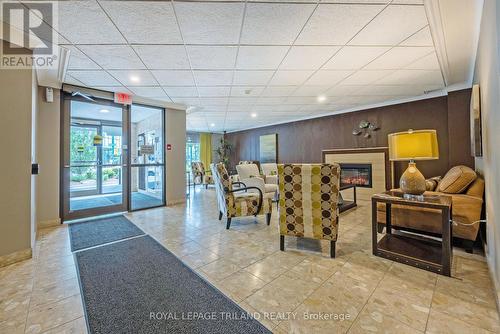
[
  {"x1": 165, "y1": 108, "x2": 186, "y2": 204},
  {"x1": 36, "y1": 87, "x2": 61, "y2": 225},
  {"x1": 473, "y1": 0, "x2": 500, "y2": 305}
]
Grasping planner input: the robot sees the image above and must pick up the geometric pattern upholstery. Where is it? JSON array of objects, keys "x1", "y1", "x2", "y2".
[
  {"x1": 212, "y1": 163, "x2": 272, "y2": 219},
  {"x1": 191, "y1": 161, "x2": 213, "y2": 187},
  {"x1": 278, "y1": 163, "x2": 340, "y2": 241}
]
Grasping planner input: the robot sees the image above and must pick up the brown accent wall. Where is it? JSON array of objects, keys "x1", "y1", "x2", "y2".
[{"x1": 226, "y1": 90, "x2": 473, "y2": 181}]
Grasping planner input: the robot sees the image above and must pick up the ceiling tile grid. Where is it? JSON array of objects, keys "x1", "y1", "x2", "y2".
[{"x1": 56, "y1": 0, "x2": 445, "y2": 132}]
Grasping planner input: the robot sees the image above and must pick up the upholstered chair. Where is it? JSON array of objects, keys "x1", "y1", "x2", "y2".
[
  {"x1": 236, "y1": 163, "x2": 278, "y2": 199},
  {"x1": 278, "y1": 163, "x2": 341, "y2": 258},
  {"x1": 211, "y1": 163, "x2": 273, "y2": 229},
  {"x1": 191, "y1": 162, "x2": 213, "y2": 189}
]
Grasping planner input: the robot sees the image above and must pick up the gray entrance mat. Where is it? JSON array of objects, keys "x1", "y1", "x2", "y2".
[
  {"x1": 69, "y1": 215, "x2": 145, "y2": 251},
  {"x1": 75, "y1": 235, "x2": 271, "y2": 334}
]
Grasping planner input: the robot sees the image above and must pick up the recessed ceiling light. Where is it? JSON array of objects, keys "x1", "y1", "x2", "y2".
[
  {"x1": 317, "y1": 95, "x2": 327, "y2": 103},
  {"x1": 251, "y1": 113, "x2": 257, "y2": 118},
  {"x1": 210, "y1": 123, "x2": 215, "y2": 127},
  {"x1": 100, "y1": 109, "x2": 110, "y2": 113},
  {"x1": 130, "y1": 75, "x2": 140, "y2": 83}
]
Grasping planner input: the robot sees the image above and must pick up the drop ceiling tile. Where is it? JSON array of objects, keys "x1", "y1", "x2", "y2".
[
  {"x1": 325, "y1": 85, "x2": 363, "y2": 96},
  {"x1": 193, "y1": 71, "x2": 234, "y2": 86},
  {"x1": 365, "y1": 47, "x2": 434, "y2": 70},
  {"x1": 134, "y1": 45, "x2": 190, "y2": 70},
  {"x1": 340, "y1": 70, "x2": 393, "y2": 85},
  {"x1": 376, "y1": 70, "x2": 444, "y2": 86},
  {"x1": 109, "y1": 70, "x2": 158, "y2": 86},
  {"x1": 198, "y1": 86, "x2": 231, "y2": 97},
  {"x1": 240, "y1": 3, "x2": 316, "y2": 45},
  {"x1": 63, "y1": 45, "x2": 99, "y2": 70},
  {"x1": 349, "y1": 5, "x2": 428, "y2": 45},
  {"x1": 280, "y1": 46, "x2": 340, "y2": 70},
  {"x1": 305, "y1": 70, "x2": 353, "y2": 85},
  {"x1": 64, "y1": 74, "x2": 84, "y2": 86},
  {"x1": 93, "y1": 86, "x2": 132, "y2": 94},
  {"x1": 236, "y1": 46, "x2": 289, "y2": 70},
  {"x1": 163, "y1": 86, "x2": 198, "y2": 97},
  {"x1": 400, "y1": 26, "x2": 433, "y2": 46},
  {"x1": 293, "y1": 85, "x2": 330, "y2": 96},
  {"x1": 284, "y1": 97, "x2": 318, "y2": 104},
  {"x1": 261, "y1": 86, "x2": 296, "y2": 96},
  {"x1": 321, "y1": 0, "x2": 389, "y2": 3},
  {"x1": 174, "y1": 2, "x2": 244, "y2": 44},
  {"x1": 78, "y1": 45, "x2": 145, "y2": 70},
  {"x1": 100, "y1": 1, "x2": 181, "y2": 44},
  {"x1": 296, "y1": 4, "x2": 384, "y2": 45},
  {"x1": 58, "y1": 1, "x2": 125, "y2": 44},
  {"x1": 66, "y1": 70, "x2": 121, "y2": 86},
  {"x1": 269, "y1": 70, "x2": 314, "y2": 85},
  {"x1": 198, "y1": 97, "x2": 229, "y2": 106},
  {"x1": 186, "y1": 46, "x2": 237, "y2": 70},
  {"x1": 255, "y1": 97, "x2": 287, "y2": 105},
  {"x1": 129, "y1": 87, "x2": 167, "y2": 98},
  {"x1": 233, "y1": 71, "x2": 275, "y2": 85},
  {"x1": 152, "y1": 70, "x2": 195, "y2": 86},
  {"x1": 323, "y1": 46, "x2": 390, "y2": 70},
  {"x1": 230, "y1": 86, "x2": 265, "y2": 97},
  {"x1": 172, "y1": 97, "x2": 200, "y2": 106},
  {"x1": 405, "y1": 52, "x2": 441, "y2": 70},
  {"x1": 228, "y1": 97, "x2": 257, "y2": 106}
]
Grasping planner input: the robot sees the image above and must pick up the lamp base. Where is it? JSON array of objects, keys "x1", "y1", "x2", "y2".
[{"x1": 400, "y1": 161, "x2": 426, "y2": 195}]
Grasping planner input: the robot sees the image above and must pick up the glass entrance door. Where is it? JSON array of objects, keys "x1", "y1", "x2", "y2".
[
  {"x1": 62, "y1": 95, "x2": 128, "y2": 220},
  {"x1": 129, "y1": 104, "x2": 165, "y2": 210}
]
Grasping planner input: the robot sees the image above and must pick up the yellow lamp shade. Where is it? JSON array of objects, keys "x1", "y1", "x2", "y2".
[{"x1": 388, "y1": 129, "x2": 439, "y2": 161}]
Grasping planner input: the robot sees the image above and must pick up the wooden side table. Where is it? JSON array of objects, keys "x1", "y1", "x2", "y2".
[
  {"x1": 371, "y1": 191, "x2": 453, "y2": 276},
  {"x1": 339, "y1": 184, "x2": 357, "y2": 213}
]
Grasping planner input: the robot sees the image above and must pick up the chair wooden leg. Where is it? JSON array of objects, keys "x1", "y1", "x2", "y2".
[
  {"x1": 219, "y1": 211, "x2": 223, "y2": 221},
  {"x1": 266, "y1": 213, "x2": 271, "y2": 225},
  {"x1": 226, "y1": 218, "x2": 232, "y2": 230},
  {"x1": 330, "y1": 240, "x2": 336, "y2": 258},
  {"x1": 205, "y1": 184, "x2": 208, "y2": 189},
  {"x1": 280, "y1": 235, "x2": 285, "y2": 251}
]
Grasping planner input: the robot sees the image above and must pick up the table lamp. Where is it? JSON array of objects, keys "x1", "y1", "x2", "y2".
[{"x1": 388, "y1": 129, "x2": 439, "y2": 197}]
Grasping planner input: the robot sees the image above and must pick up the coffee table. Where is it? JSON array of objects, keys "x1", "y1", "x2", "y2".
[{"x1": 371, "y1": 190, "x2": 453, "y2": 276}]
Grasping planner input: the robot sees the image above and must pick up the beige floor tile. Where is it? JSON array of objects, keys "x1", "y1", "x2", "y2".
[
  {"x1": 431, "y1": 292, "x2": 500, "y2": 332},
  {"x1": 25, "y1": 294, "x2": 83, "y2": 334},
  {"x1": 41, "y1": 317, "x2": 87, "y2": 334},
  {"x1": 435, "y1": 275, "x2": 497, "y2": 309},
  {"x1": 364, "y1": 288, "x2": 430, "y2": 332},
  {"x1": 0, "y1": 314, "x2": 26, "y2": 334},
  {"x1": 180, "y1": 249, "x2": 219, "y2": 269},
  {"x1": 245, "y1": 275, "x2": 320, "y2": 322},
  {"x1": 348, "y1": 307, "x2": 422, "y2": 334},
  {"x1": 426, "y1": 309, "x2": 494, "y2": 334},
  {"x1": 0, "y1": 290, "x2": 31, "y2": 323},
  {"x1": 219, "y1": 270, "x2": 268, "y2": 301},
  {"x1": 199, "y1": 258, "x2": 242, "y2": 281},
  {"x1": 29, "y1": 277, "x2": 80, "y2": 309}
]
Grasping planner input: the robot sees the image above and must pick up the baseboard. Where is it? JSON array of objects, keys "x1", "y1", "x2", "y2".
[
  {"x1": 0, "y1": 248, "x2": 32, "y2": 268},
  {"x1": 38, "y1": 218, "x2": 61, "y2": 229},
  {"x1": 166, "y1": 198, "x2": 186, "y2": 206}
]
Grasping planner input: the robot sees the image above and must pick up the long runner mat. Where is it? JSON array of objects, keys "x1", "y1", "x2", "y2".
[
  {"x1": 69, "y1": 215, "x2": 145, "y2": 251},
  {"x1": 75, "y1": 235, "x2": 271, "y2": 333}
]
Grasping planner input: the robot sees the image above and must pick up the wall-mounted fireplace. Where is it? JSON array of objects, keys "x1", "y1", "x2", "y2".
[{"x1": 340, "y1": 163, "x2": 373, "y2": 188}]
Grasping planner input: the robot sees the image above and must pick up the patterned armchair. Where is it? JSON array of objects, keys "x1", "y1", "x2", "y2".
[
  {"x1": 278, "y1": 163, "x2": 341, "y2": 258},
  {"x1": 211, "y1": 163, "x2": 273, "y2": 229},
  {"x1": 191, "y1": 162, "x2": 213, "y2": 189}
]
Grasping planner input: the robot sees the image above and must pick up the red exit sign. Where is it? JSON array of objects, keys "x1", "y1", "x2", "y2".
[{"x1": 114, "y1": 92, "x2": 132, "y2": 105}]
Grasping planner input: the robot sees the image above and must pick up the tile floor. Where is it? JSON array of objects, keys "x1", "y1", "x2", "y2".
[{"x1": 0, "y1": 188, "x2": 498, "y2": 333}]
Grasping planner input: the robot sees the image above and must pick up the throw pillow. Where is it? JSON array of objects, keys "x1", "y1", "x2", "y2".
[
  {"x1": 425, "y1": 176, "x2": 442, "y2": 191},
  {"x1": 437, "y1": 166, "x2": 477, "y2": 194}
]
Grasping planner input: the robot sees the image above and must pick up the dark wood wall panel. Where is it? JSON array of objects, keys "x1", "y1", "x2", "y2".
[{"x1": 226, "y1": 90, "x2": 473, "y2": 181}]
